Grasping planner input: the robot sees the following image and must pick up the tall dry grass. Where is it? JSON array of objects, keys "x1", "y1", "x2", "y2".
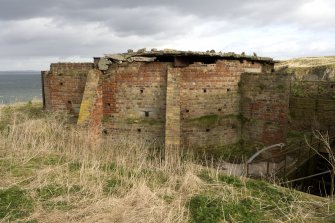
[{"x1": 0, "y1": 102, "x2": 334, "y2": 223}]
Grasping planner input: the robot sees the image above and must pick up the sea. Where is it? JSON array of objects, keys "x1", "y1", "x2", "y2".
[{"x1": 0, "y1": 71, "x2": 42, "y2": 104}]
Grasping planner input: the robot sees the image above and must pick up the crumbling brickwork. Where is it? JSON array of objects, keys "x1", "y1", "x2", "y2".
[
  {"x1": 101, "y1": 62, "x2": 169, "y2": 144},
  {"x1": 240, "y1": 73, "x2": 290, "y2": 145},
  {"x1": 42, "y1": 63, "x2": 94, "y2": 116},
  {"x1": 42, "y1": 50, "x2": 289, "y2": 151},
  {"x1": 179, "y1": 60, "x2": 265, "y2": 148}
]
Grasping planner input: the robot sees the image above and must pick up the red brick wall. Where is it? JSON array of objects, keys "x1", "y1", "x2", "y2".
[
  {"x1": 43, "y1": 58, "x2": 285, "y2": 149},
  {"x1": 240, "y1": 73, "x2": 290, "y2": 145},
  {"x1": 179, "y1": 60, "x2": 266, "y2": 148},
  {"x1": 43, "y1": 63, "x2": 93, "y2": 115},
  {"x1": 101, "y1": 62, "x2": 170, "y2": 144}
]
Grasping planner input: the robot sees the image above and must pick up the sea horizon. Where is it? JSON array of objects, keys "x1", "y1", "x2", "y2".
[{"x1": 0, "y1": 71, "x2": 42, "y2": 104}]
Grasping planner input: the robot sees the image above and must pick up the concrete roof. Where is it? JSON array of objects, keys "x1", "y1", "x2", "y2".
[{"x1": 104, "y1": 48, "x2": 275, "y2": 64}]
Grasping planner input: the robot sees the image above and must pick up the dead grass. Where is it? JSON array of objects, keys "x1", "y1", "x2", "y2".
[
  {"x1": 0, "y1": 102, "x2": 334, "y2": 223},
  {"x1": 276, "y1": 56, "x2": 335, "y2": 68}
]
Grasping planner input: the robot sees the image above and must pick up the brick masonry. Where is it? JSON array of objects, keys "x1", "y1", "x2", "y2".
[
  {"x1": 289, "y1": 81, "x2": 335, "y2": 135},
  {"x1": 42, "y1": 63, "x2": 94, "y2": 116},
  {"x1": 240, "y1": 73, "x2": 290, "y2": 145},
  {"x1": 43, "y1": 51, "x2": 294, "y2": 152}
]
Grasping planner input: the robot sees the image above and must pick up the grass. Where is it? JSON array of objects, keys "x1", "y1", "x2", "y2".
[
  {"x1": 0, "y1": 102, "x2": 334, "y2": 222},
  {"x1": 0, "y1": 187, "x2": 34, "y2": 220},
  {"x1": 196, "y1": 140, "x2": 261, "y2": 163},
  {"x1": 189, "y1": 195, "x2": 262, "y2": 223}
]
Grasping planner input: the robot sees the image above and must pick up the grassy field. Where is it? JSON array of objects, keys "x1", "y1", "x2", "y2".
[
  {"x1": 0, "y1": 102, "x2": 334, "y2": 222},
  {"x1": 276, "y1": 56, "x2": 335, "y2": 68}
]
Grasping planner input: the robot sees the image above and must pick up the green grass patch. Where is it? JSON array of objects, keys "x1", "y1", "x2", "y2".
[
  {"x1": 103, "y1": 177, "x2": 122, "y2": 194},
  {"x1": 198, "y1": 170, "x2": 243, "y2": 187},
  {"x1": 0, "y1": 187, "x2": 34, "y2": 220},
  {"x1": 246, "y1": 179, "x2": 295, "y2": 215},
  {"x1": 189, "y1": 194, "x2": 263, "y2": 223},
  {"x1": 218, "y1": 175, "x2": 243, "y2": 187}
]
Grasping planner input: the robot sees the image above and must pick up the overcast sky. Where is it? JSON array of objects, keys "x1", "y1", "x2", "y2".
[{"x1": 0, "y1": 0, "x2": 334, "y2": 70}]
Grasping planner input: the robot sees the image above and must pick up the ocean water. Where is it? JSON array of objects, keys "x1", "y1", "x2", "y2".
[{"x1": 0, "y1": 71, "x2": 42, "y2": 104}]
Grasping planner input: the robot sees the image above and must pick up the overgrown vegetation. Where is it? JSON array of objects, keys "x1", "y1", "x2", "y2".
[
  {"x1": 197, "y1": 139, "x2": 261, "y2": 163},
  {"x1": 0, "y1": 102, "x2": 334, "y2": 222}
]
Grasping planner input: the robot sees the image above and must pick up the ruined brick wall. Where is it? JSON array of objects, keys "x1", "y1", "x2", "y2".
[
  {"x1": 42, "y1": 63, "x2": 93, "y2": 116},
  {"x1": 42, "y1": 54, "x2": 284, "y2": 150},
  {"x1": 289, "y1": 81, "x2": 335, "y2": 134},
  {"x1": 101, "y1": 62, "x2": 170, "y2": 145},
  {"x1": 95, "y1": 58, "x2": 269, "y2": 148},
  {"x1": 179, "y1": 60, "x2": 268, "y2": 148},
  {"x1": 240, "y1": 73, "x2": 290, "y2": 145}
]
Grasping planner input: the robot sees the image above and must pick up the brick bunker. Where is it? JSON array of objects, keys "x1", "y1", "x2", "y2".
[{"x1": 41, "y1": 49, "x2": 290, "y2": 150}]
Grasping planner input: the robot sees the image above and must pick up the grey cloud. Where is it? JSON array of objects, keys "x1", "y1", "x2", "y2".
[{"x1": 0, "y1": 0, "x2": 334, "y2": 70}]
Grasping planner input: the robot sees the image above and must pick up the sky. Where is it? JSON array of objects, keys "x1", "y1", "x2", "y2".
[{"x1": 0, "y1": 0, "x2": 334, "y2": 71}]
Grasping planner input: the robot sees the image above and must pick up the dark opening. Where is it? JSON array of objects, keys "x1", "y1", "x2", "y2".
[
  {"x1": 203, "y1": 89, "x2": 207, "y2": 93},
  {"x1": 251, "y1": 61, "x2": 255, "y2": 64},
  {"x1": 60, "y1": 82, "x2": 63, "y2": 86},
  {"x1": 137, "y1": 128, "x2": 141, "y2": 132},
  {"x1": 330, "y1": 84, "x2": 334, "y2": 89},
  {"x1": 206, "y1": 129, "x2": 210, "y2": 132},
  {"x1": 144, "y1": 111, "x2": 149, "y2": 117},
  {"x1": 156, "y1": 55, "x2": 218, "y2": 64},
  {"x1": 102, "y1": 129, "x2": 108, "y2": 134},
  {"x1": 186, "y1": 109, "x2": 189, "y2": 113},
  {"x1": 239, "y1": 60, "x2": 244, "y2": 64},
  {"x1": 67, "y1": 100, "x2": 72, "y2": 104},
  {"x1": 201, "y1": 57, "x2": 217, "y2": 64},
  {"x1": 155, "y1": 56, "x2": 175, "y2": 62},
  {"x1": 291, "y1": 153, "x2": 334, "y2": 197},
  {"x1": 107, "y1": 103, "x2": 111, "y2": 106},
  {"x1": 218, "y1": 108, "x2": 222, "y2": 112},
  {"x1": 227, "y1": 88, "x2": 231, "y2": 92},
  {"x1": 140, "y1": 89, "x2": 144, "y2": 93}
]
